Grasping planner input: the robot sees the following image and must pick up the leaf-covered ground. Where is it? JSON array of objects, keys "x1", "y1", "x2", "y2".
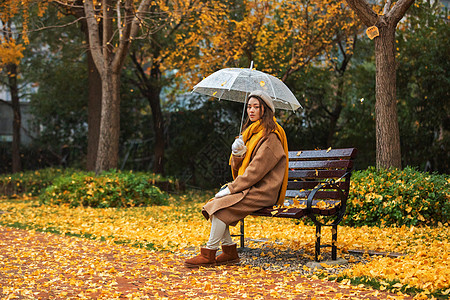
[
  {"x1": 0, "y1": 227, "x2": 410, "y2": 299},
  {"x1": 0, "y1": 191, "x2": 448, "y2": 299}
]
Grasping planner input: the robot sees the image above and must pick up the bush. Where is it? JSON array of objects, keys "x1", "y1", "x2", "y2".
[
  {"x1": 343, "y1": 167, "x2": 449, "y2": 227},
  {"x1": 0, "y1": 168, "x2": 76, "y2": 197},
  {"x1": 39, "y1": 170, "x2": 169, "y2": 208}
]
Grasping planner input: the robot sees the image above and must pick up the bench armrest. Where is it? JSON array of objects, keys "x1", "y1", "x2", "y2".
[{"x1": 306, "y1": 180, "x2": 348, "y2": 226}]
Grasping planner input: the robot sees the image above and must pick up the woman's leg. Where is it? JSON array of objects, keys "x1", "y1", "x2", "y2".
[
  {"x1": 185, "y1": 214, "x2": 225, "y2": 267},
  {"x1": 221, "y1": 225, "x2": 235, "y2": 246},
  {"x1": 205, "y1": 214, "x2": 228, "y2": 250},
  {"x1": 216, "y1": 221, "x2": 240, "y2": 265},
  {"x1": 185, "y1": 214, "x2": 238, "y2": 267}
]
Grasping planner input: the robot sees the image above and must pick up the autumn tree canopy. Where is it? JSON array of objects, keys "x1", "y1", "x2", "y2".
[{"x1": 162, "y1": 0, "x2": 359, "y2": 89}]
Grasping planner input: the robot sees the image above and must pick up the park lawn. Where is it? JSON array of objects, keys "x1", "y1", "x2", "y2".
[{"x1": 0, "y1": 190, "x2": 448, "y2": 298}]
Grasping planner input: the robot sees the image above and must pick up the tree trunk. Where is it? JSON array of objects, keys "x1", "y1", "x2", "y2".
[
  {"x1": 83, "y1": 0, "x2": 152, "y2": 173},
  {"x1": 344, "y1": 0, "x2": 414, "y2": 169},
  {"x1": 7, "y1": 63, "x2": 22, "y2": 173},
  {"x1": 60, "y1": 3, "x2": 102, "y2": 171},
  {"x1": 85, "y1": 39, "x2": 102, "y2": 171},
  {"x1": 327, "y1": 76, "x2": 344, "y2": 147},
  {"x1": 374, "y1": 21, "x2": 402, "y2": 168},
  {"x1": 95, "y1": 70, "x2": 121, "y2": 172},
  {"x1": 129, "y1": 51, "x2": 166, "y2": 174},
  {"x1": 147, "y1": 87, "x2": 165, "y2": 174}
]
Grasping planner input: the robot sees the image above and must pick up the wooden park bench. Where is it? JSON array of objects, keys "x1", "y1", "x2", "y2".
[{"x1": 233, "y1": 148, "x2": 358, "y2": 262}]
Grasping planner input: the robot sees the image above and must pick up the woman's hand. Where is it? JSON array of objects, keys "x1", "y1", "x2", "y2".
[
  {"x1": 215, "y1": 186, "x2": 230, "y2": 198},
  {"x1": 232, "y1": 135, "x2": 247, "y2": 156}
]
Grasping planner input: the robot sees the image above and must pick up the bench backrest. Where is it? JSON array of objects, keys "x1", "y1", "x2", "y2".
[{"x1": 285, "y1": 148, "x2": 358, "y2": 205}]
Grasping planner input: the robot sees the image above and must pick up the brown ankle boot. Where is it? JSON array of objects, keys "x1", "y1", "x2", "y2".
[
  {"x1": 216, "y1": 244, "x2": 240, "y2": 265},
  {"x1": 184, "y1": 248, "x2": 217, "y2": 268}
]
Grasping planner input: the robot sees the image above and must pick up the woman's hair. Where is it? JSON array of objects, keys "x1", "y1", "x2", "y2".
[{"x1": 242, "y1": 96, "x2": 276, "y2": 137}]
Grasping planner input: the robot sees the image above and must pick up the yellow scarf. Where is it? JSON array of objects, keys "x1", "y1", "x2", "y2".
[{"x1": 231, "y1": 117, "x2": 289, "y2": 205}]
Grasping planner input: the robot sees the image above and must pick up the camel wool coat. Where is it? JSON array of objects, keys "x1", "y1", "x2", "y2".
[{"x1": 202, "y1": 132, "x2": 287, "y2": 226}]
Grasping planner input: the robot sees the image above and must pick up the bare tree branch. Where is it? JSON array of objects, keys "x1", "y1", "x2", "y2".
[
  {"x1": 345, "y1": 0, "x2": 378, "y2": 27},
  {"x1": 51, "y1": 0, "x2": 84, "y2": 9},
  {"x1": 0, "y1": 99, "x2": 12, "y2": 107},
  {"x1": 112, "y1": 0, "x2": 151, "y2": 72},
  {"x1": 383, "y1": 0, "x2": 393, "y2": 15},
  {"x1": 116, "y1": 1, "x2": 123, "y2": 38},
  {"x1": 25, "y1": 16, "x2": 87, "y2": 33},
  {"x1": 83, "y1": 0, "x2": 104, "y2": 75},
  {"x1": 387, "y1": 0, "x2": 416, "y2": 24}
]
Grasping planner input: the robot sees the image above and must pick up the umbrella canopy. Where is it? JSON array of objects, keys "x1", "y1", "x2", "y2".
[{"x1": 192, "y1": 67, "x2": 302, "y2": 111}]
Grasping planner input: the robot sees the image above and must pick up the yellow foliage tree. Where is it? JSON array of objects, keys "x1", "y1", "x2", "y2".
[
  {"x1": 0, "y1": 0, "x2": 48, "y2": 172},
  {"x1": 162, "y1": 0, "x2": 359, "y2": 89}
]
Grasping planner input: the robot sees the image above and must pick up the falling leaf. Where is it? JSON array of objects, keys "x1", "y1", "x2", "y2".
[
  {"x1": 326, "y1": 147, "x2": 332, "y2": 153},
  {"x1": 296, "y1": 151, "x2": 302, "y2": 156},
  {"x1": 212, "y1": 91, "x2": 217, "y2": 96},
  {"x1": 259, "y1": 81, "x2": 265, "y2": 87}
]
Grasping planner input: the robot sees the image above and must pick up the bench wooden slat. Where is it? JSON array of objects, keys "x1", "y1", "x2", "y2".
[
  {"x1": 288, "y1": 169, "x2": 347, "y2": 179},
  {"x1": 289, "y1": 159, "x2": 353, "y2": 170},
  {"x1": 284, "y1": 199, "x2": 341, "y2": 206},
  {"x1": 288, "y1": 148, "x2": 357, "y2": 160},
  {"x1": 287, "y1": 180, "x2": 349, "y2": 191},
  {"x1": 251, "y1": 204, "x2": 341, "y2": 218},
  {"x1": 251, "y1": 207, "x2": 307, "y2": 218},
  {"x1": 285, "y1": 190, "x2": 342, "y2": 200}
]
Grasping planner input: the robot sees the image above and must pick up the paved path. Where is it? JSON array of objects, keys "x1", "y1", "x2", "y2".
[{"x1": 0, "y1": 226, "x2": 411, "y2": 299}]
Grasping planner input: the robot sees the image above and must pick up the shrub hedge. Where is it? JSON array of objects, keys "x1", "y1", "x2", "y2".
[
  {"x1": 39, "y1": 170, "x2": 169, "y2": 208},
  {"x1": 2, "y1": 167, "x2": 448, "y2": 224},
  {"x1": 0, "y1": 168, "x2": 76, "y2": 197},
  {"x1": 343, "y1": 167, "x2": 449, "y2": 227}
]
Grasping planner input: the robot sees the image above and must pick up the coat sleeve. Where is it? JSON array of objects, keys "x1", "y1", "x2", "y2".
[
  {"x1": 227, "y1": 134, "x2": 284, "y2": 194},
  {"x1": 230, "y1": 154, "x2": 245, "y2": 179}
]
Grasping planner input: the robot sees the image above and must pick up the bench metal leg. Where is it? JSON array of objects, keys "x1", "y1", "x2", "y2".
[
  {"x1": 231, "y1": 219, "x2": 245, "y2": 249},
  {"x1": 315, "y1": 224, "x2": 321, "y2": 262},
  {"x1": 240, "y1": 219, "x2": 245, "y2": 248},
  {"x1": 332, "y1": 224, "x2": 337, "y2": 260}
]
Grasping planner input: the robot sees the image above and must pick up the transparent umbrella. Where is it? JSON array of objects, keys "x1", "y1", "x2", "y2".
[
  {"x1": 192, "y1": 63, "x2": 302, "y2": 132},
  {"x1": 192, "y1": 64, "x2": 302, "y2": 111}
]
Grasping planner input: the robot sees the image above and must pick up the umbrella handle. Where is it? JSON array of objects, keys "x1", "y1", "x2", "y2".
[
  {"x1": 239, "y1": 61, "x2": 254, "y2": 134},
  {"x1": 239, "y1": 98, "x2": 247, "y2": 134}
]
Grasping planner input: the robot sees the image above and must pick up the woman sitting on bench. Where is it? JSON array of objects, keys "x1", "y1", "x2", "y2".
[{"x1": 185, "y1": 90, "x2": 289, "y2": 268}]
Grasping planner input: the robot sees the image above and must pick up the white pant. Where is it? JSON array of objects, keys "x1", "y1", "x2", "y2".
[{"x1": 205, "y1": 214, "x2": 235, "y2": 250}]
